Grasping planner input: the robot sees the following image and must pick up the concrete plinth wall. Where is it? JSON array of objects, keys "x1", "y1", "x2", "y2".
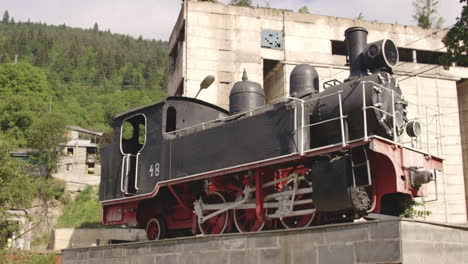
[
  {"x1": 62, "y1": 219, "x2": 468, "y2": 264},
  {"x1": 52, "y1": 228, "x2": 146, "y2": 251}
]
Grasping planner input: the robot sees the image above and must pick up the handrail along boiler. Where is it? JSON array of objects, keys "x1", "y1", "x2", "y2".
[{"x1": 99, "y1": 27, "x2": 442, "y2": 239}]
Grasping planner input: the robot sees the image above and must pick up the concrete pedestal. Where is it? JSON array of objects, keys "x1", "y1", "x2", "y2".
[{"x1": 62, "y1": 219, "x2": 468, "y2": 264}]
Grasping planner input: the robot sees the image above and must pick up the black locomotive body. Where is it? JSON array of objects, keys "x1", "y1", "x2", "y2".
[{"x1": 99, "y1": 27, "x2": 442, "y2": 239}]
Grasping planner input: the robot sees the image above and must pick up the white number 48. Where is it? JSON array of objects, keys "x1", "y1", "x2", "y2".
[{"x1": 149, "y1": 163, "x2": 160, "y2": 177}]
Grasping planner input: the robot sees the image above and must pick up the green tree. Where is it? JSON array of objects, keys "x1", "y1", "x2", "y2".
[
  {"x1": 0, "y1": 63, "x2": 51, "y2": 97},
  {"x1": 229, "y1": 0, "x2": 252, "y2": 7},
  {"x1": 93, "y1": 22, "x2": 99, "y2": 33},
  {"x1": 298, "y1": 5, "x2": 309, "y2": 14},
  {"x1": 412, "y1": 0, "x2": 445, "y2": 29},
  {"x1": 441, "y1": 0, "x2": 467, "y2": 68},
  {"x1": 0, "y1": 95, "x2": 47, "y2": 145},
  {"x1": 27, "y1": 113, "x2": 67, "y2": 177},
  {"x1": 0, "y1": 19, "x2": 169, "y2": 132},
  {"x1": 2, "y1": 10, "x2": 9, "y2": 24},
  {"x1": 0, "y1": 133, "x2": 37, "y2": 245},
  {"x1": 355, "y1": 12, "x2": 365, "y2": 20}
]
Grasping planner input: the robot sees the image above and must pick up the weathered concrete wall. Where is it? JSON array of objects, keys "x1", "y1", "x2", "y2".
[
  {"x1": 401, "y1": 221, "x2": 468, "y2": 263},
  {"x1": 458, "y1": 79, "x2": 468, "y2": 219},
  {"x1": 54, "y1": 147, "x2": 101, "y2": 192},
  {"x1": 61, "y1": 220, "x2": 468, "y2": 264},
  {"x1": 171, "y1": 1, "x2": 468, "y2": 108},
  {"x1": 52, "y1": 228, "x2": 146, "y2": 251}
]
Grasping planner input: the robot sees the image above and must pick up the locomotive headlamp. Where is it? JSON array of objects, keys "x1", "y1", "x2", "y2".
[
  {"x1": 364, "y1": 39, "x2": 399, "y2": 73},
  {"x1": 195, "y1": 75, "x2": 215, "y2": 99},
  {"x1": 406, "y1": 120, "x2": 421, "y2": 138}
]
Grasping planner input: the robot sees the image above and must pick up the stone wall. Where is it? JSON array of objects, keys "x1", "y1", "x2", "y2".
[{"x1": 61, "y1": 219, "x2": 468, "y2": 264}]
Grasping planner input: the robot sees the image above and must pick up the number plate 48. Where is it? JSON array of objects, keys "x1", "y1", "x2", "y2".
[{"x1": 149, "y1": 163, "x2": 160, "y2": 177}]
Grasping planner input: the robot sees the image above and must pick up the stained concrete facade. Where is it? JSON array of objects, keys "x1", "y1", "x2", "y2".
[
  {"x1": 53, "y1": 126, "x2": 103, "y2": 191},
  {"x1": 61, "y1": 219, "x2": 468, "y2": 264},
  {"x1": 168, "y1": 1, "x2": 468, "y2": 224}
]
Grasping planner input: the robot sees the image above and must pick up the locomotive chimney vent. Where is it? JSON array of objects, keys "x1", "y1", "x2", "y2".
[{"x1": 345, "y1": 27, "x2": 368, "y2": 80}]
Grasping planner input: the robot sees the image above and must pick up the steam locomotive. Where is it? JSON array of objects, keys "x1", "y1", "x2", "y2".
[{"x1": 99, "y1": 27, "x2": 442, "y2": 240}]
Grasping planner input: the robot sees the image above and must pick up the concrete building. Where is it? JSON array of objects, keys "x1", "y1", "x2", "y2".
[
  {"x1": 168, "y1": 1, "x2": 468, "y2": 223},
  {"x1": 53, "y1": 126, "x2": 103, "y2": 191},
  {"x1": 4, "y1": 210, "x2": 31, "y2": 250}
]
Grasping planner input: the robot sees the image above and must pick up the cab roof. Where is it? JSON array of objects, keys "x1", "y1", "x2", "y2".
[{"x1": 113, "y1": 96, "x2": 228, "y2": 120}]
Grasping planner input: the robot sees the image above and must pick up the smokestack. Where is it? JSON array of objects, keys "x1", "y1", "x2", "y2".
[{"x1": 344, "y1": 27, "x2": 368, "y2": 79}]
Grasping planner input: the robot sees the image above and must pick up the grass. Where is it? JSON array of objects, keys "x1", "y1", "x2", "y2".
[
  {"x1": 55, "y1": 186, "x2": 104, "y2": 228},
  {"x1": 30, "y1": 233, "x2": 50, "y2": 249},
  {"x1": 0, "y1": 250, "x2": 58, "y2": 264}
]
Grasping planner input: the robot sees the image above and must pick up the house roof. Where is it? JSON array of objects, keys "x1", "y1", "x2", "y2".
[{"x1": 66, "y1": 125, "x2": 103, "y2": 136}]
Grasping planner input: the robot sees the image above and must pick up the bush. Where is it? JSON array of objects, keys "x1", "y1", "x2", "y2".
[
  {"x1": 56, "y1": 186, "x2": 104, "y2": 228},
  {"x1": 0, "y1": 250, "x2": 58, "y2": 264},
  {"x1": 400, "y1": 200, "x2": 431, "y2": 219},
  {"x1": 35, "y1": 178, "x2": 66, "y2": 201}
]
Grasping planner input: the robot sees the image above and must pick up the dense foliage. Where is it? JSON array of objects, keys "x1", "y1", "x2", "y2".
[
  {"x1": 0, "y1": 16, "x2": 169, "y2": 135},
  {"x1": 0, "y1": 134, "x2": 36, "y2": 246},
  {"x1": 0, "y1": 13, "x2": 169, "y2": 244},
  {"x1": 298, "y1": 6, "x2": 309, "y2": 14},
  {"x1": 442, "y1": 0, "x2": 467, "y2": 68},
  {"x1": 229, "y1": 0, "x2": 253, "y2": 7}
]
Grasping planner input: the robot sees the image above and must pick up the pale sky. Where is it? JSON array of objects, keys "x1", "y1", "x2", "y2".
[{"x1": 0, "y1": 0, "x2": 464, "y2": 40}]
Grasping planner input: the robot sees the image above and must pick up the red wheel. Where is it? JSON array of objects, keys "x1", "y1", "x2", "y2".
[
  {"x1": 146, "y1": 217, "x2": 165, "y2": 240},
  {"x1": 233, "y1": 208, "x2": 265, "y2": 233},
  {"x1": 280, "y1": 180, "x2": 316, "y2": 229},
  {"x1": 198, "y1": 192, "x2": 228, "y2": 235}
]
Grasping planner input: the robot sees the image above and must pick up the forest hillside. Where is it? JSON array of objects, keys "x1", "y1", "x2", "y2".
[
  {"x1": 0, "y1": 13, "x2": 169, "y2": 249},
  {"x1": 0, "y1": 17, "x2": 169, "y2": 145}
]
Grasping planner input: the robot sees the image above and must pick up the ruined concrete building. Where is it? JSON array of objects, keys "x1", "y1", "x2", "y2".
[{"x1": 53, "y1": 125, "x2": 103, "y2": 191}]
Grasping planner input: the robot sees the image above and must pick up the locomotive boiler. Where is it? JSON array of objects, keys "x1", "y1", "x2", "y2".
[{"x1": 99, "y1": 27, "x2": 442, "y2": 240}]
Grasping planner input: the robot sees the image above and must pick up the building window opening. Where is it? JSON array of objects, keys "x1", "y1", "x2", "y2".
[
  {"x1": 86, "y1": 147, "x2": 97, "y2": 163},
  {"x1": 67, "y1": 147, "x2": 74, "y2": 156},
  {"x1": 87, "y1": 163, "x2": 95, "y2": 175},
  {"x1": 398, "y1": 48, "x2": 413, "y2": 62},
  {"x1": 263, "y1": 59, "x2": 282, "y2": 103},
  {"x1": 416, "y1": 50, "x2": 445, "y2": 65},
  {"x1": 166, "y1": 107, "x2": 177, "y2": 132},
  {"x1": 331, "y1": 40, "x2": 347, "y2": 56}
]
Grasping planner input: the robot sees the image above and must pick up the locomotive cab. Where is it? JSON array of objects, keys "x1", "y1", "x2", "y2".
[{"x1": 100, "y1": 97, "x2": 228, "y2": 201}]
